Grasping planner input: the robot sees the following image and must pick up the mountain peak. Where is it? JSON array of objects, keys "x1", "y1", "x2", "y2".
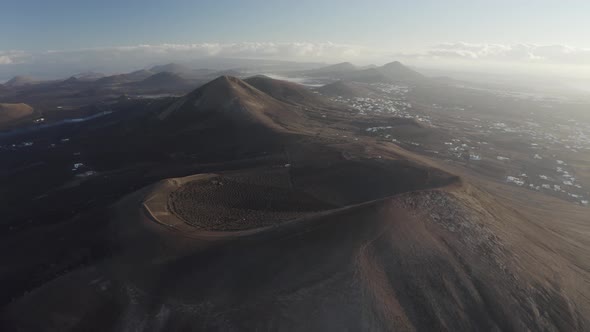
[
  {"x1": 136, "y1": 71, "x2": 189, "y2": 89},
  {"x1": 377, "y1": 61, "x2": 425, "y2": 82},
  {"x1": 192, "y1": 75, "x2": 252, "y2": 95},
  {"x1": 159, "y1": 75, "x2": 300, "y2": 133},
  {"x1": 149, "y1": 63, "x2": 191, "y2": 74},
  {"x1": 164, "y1": 75, "x2": 266, "y2": 118},
  {"x1": 336, "y1": 61, "x2": 354, "y2": 67},
  {"x1": 72, "y1": 71, "x2": 105, "y2": 80},
  {"x1": 62, "y1": 76, "x2": 79, "y2": 83},
  {"x1": 6, "y1": 75, "x2": 36, "y2": 87},
  {"x1": 317, "y1": 62, "x2": 356, "y2": 72},
  {"x1": 382, "y1": 61, "x2": 403, "y2": 68}
]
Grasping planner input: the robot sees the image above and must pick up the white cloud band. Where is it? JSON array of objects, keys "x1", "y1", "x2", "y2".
[
  {"x1": 40, "y1": 42, "x2": 367, "y2": 63},
  {"x1": 404, "y1": 42, "x2": 590, "y2": 65},
  {"x1": 0, "y1": 51, "x2": 29, "y2": 65},
  {"x1": 3, "y1": 42, "x2": 590, "y2": 67}
]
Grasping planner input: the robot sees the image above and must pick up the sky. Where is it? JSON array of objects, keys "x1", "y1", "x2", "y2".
[{"x1": 1, "y1": 0, "x2": 590, "y2": 81}]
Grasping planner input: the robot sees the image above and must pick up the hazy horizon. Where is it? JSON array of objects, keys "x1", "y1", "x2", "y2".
[
  {"x1": 2, "y1": 0, "x2": 590, "y2": 89},
  {"x1": 2, "y1": 2, "x2": 590, "y2": 330}
]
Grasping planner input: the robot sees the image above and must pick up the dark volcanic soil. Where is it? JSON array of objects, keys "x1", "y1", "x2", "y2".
[
  {"x1": 169, "y1": 173, "x2": 334, "y2": 230},
  {"x1": 166, "y1": 159, "x2": 458, "y2": 231},
  {"x1": 1, "y1": 75, "x2": 589, "y2": 332}
]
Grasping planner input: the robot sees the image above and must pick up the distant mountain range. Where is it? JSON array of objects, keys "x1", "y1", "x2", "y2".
[
  {"x1": 305, "y1": 61, "x2": 426, "y2": 84},
  {"x1": 2, "y1": 62, "x2": 245, "y2": 88},
  {"x1": 5, "y1": 76, "x2": 38, "y2": 87},
  {"x1": 317, "y1": 80, "x2": 374, "y2": 98},
  {"x1": 0, "y1": 64, "x2": 243, "y2": 102},
  {"x1": 0, "y1": 61, "x2": 427, "y2": 113}
]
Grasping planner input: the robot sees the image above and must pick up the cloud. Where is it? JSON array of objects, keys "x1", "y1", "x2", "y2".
[
  {"x1": 0, "y1": 42, "x2": 379, "y2": 80},
  {"x1": 0, "y1": 56, "x2": 13, "y2": 65},
  {"x1": 41, "y1": 42, "x2": 369, "y2": 63},
  {"x1": 2, "y1": 41, "x2": 590, "y2": 82},
  {"x1": 0, "y1": 51, "x2": 29, "y2": 65},
  {"x1": 9, "y1": 42, "x2": 590, "y2": 69},
  {"x1": 400, "y1": 42, "x2": 590, "y2": 65}
]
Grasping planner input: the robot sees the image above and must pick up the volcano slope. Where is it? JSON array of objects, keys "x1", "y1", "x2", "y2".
[
  {"x1": 317, "y1": 80, "x2": 375, "y2": 98},
  {"x1": 1, "y1": 76, "x2": 589, "y2": 331},
  {"x1": 0, "y1": 103, "x2": 36, "y2": 128},
  {"x1": 244, "y1": 75, "x2": 333, "y2": 108}
]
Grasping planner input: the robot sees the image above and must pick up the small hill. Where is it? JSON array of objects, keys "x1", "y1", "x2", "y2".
[
  {"x1": 307, "y1": 61, "x2": 426, "y2": 84},
  {"x1": 0, "y1": 103, "x2": 35, "y2": 125},
  {"x1": 359, "y1": 64, "x2": 378, "y2": 69},
  {"x1": 72, "y1": 71, "x2": 105, "y2": 81},
  {"x1": 305, "y1": 62, "x2": 357, "y2": 77},
  {"x1": 149, "y1": 63, "x2": 192, "y2": 75},
  {"x1": 379, "y1": 61, "x2": 425, "y2": 82},
  {"x1": 317, "y1": 80, "x2": 373, "y2": 98},
  {"x1": 96, "y1": 74, "x2": 130, "y2": 85},
  {"x1": 343, "y1": 61, "x2": 425, "y2": 83},
  {"x1": 158, "y1": 76, "x2": 299, "y2": 130},
  {"x1": 5, "y1": 76, "x2": 37, "y2": 87},
  {"x1": 60, "y1": 76, "x2": 80, "y2": 85},
  {"x1": 126, "y1": 69, "x2": 155, "y2": 81},
  {"x1": 134, "y1": 72, "x2": 190, "y2": 90},
  {"x1": 244, "y1": 75, "x2": 329, "y2": 107},
  {"x1": 96, "y1": 70, "x2": 154, "y2": 85}
]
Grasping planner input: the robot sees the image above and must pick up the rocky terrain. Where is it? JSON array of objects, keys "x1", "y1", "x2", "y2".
[{"x1": 0, "y1": 69, "x2": 589, "y2": 331}]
